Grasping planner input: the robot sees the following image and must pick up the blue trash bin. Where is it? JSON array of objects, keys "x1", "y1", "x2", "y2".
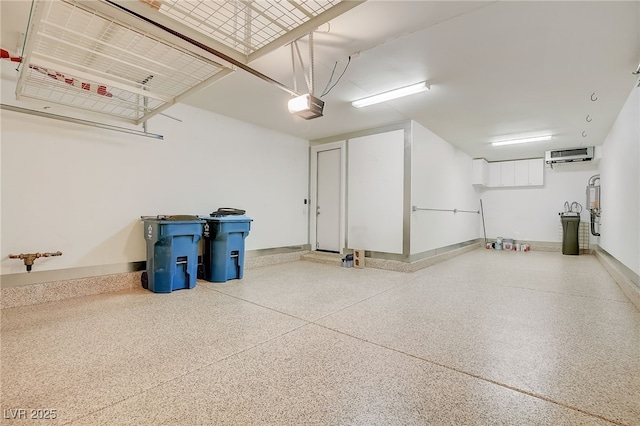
[
  {"x1": 202, "y1": 215, "x2": 252, "y2": 283},
  {"x1": 141, "y1": 215, "x2": 204, "y2": 293}
]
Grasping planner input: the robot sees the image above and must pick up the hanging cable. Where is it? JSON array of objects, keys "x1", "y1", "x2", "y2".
[
  {"x1": 321, "y1": 55, "x2": 351, "y2": 97},
  {"x1": 321, "y1": 61, "x2": 338, "y2": 97}
]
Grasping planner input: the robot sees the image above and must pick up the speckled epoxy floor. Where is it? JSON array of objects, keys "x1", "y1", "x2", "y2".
[{"x1": 1, "y1": 249, "x2": 639, "y2": 425}]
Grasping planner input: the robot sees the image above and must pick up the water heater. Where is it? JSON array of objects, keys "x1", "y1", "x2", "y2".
[{"x1": 586, "y1": 175, "x2": 601, "y2": 236}]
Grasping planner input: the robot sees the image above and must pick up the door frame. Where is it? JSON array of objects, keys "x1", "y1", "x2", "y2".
[{"x1": 310, "y1": 140, "x2": 346, "y2": 254}]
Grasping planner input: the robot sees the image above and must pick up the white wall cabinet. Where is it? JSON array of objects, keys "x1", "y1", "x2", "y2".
[
  {"x1": 472, "y1": 159, "x2": 489, "y2": 185},
  {"x1": 514, "y1": 160, "x2": 529, "y2": 186},
  {"x1": 474, "y1": 158, "x2": 544, "y2": 188},
  {"x1": 488, "y1": 162, "x2": 501, "y2": 187},
  {"x1": 500, "y1": 161, "x2": 515, "y2": 186},
  {"x1": 528, "y1": 158, "x2": 544, "y2": 185},
  {"x1": 513, "y1": 158, "x2": 544, "y2": 186}
]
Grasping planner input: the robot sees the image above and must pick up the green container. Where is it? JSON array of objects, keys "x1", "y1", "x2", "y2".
[{"x1": 560, "y1": 214, "x2": 580, "y2": 255}]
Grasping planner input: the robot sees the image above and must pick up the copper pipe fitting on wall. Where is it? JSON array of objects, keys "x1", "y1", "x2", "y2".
[{"x1": 8, "y1": 251, "x2": 63, "y2": 272}]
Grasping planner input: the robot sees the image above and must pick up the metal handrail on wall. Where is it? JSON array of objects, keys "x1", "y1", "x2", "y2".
[{"x1": 412, "y1": 206, "x2": 479, "y2": 214}]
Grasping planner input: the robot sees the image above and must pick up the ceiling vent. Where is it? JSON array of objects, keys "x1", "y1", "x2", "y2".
[{"x1": 545, "y1": 146, "x2": 594, "y2": 164}]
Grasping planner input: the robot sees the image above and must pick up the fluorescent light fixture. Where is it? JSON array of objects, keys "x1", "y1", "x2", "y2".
[
  {"x1": 491, "y1": 135, "x2": 552, "y2": 147},
  {"x1": 288, "y1": 94, "x2": 325, "y2": 120},
  {"x1": 352, "y1": 81, "x2": 430, "y2": 108}
]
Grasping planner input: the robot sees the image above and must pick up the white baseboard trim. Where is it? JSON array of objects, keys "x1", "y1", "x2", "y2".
[{"x1": 595, "y1": 249, "x2": 640, "y2": 312}]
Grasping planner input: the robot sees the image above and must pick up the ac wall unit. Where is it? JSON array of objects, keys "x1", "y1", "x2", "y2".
[{"x1": 545, "y1": 146, "x2": 594, "y2": 164}]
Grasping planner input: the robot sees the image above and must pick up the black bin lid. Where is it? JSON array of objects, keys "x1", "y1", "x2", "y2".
[{"x1": 210, "y1": 208, "x2": 246, "y2": 217}]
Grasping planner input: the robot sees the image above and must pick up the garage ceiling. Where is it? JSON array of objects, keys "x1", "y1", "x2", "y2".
[{"x1": 1, "y1": 1, "x2": 639, "y2": 161}]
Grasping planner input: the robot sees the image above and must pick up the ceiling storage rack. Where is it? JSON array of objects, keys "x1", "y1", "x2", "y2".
[
  {"x1": 16, "y1": 0, "x2": 232, "y2": 124},
  {"x1": 158, "y1": 0, "x2": 348, "y2": 59},
  {"x1": 15, "y1": 0, "x2": 358, "y2": 125}
]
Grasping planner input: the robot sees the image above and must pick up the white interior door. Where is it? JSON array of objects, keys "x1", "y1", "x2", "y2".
[{"x1": 316, "y1": 148, "x2": 341, "y2": 252}]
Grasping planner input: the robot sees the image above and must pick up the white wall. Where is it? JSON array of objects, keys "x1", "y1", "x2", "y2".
[
  {"x1": 1, "y1": 101, "x2": 309, "y2": 276},
  {"x1": 599, "y1": 87, "x2": 639, "y2": 276},
  {"x1": 411, "y1": 122, "x2": 481, "y2": 254},
  {"x1": 348, "y1": 130, "x2": 404, "y2": 254},
  {"x1": 479, "y1": 162, "x2": 599, "y2": 242}
]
